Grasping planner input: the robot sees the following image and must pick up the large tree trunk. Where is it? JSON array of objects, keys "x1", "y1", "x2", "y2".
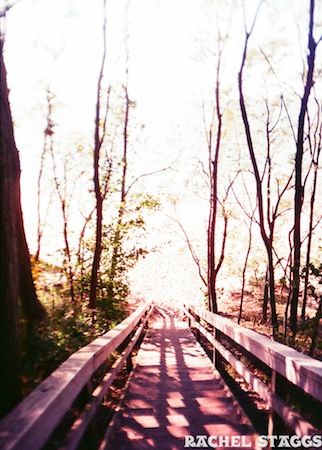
[
  {"x1": 0, "y1": 39, "x2": 21, "y2": 417},
  {"x1": 0, "y1": 39, "x2": 45, "y2": 417}
]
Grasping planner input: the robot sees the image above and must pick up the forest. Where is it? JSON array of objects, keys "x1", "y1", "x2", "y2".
[{"x1": 0, "y1": 0, "x2": 322, "y2": 421}]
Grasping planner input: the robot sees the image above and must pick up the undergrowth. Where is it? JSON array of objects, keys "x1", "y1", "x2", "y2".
[{"x1": 21, "y1": 298, "x2": 127, "y2": 397}]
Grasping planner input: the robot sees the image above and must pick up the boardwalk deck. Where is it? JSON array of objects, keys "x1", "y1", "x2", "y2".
[{"x1": 103, "y1": 310, "x2": 257, "y2": 450}]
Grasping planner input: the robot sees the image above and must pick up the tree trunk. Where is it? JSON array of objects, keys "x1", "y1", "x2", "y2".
[
  {"x1": 35, "y1": 88, "x2": 54, "y2": 262},
  {"x1": 206, "y1": 47, "x2": 223, "y2": 314},
  {"x1": 89, "y1": 0, "x2": 107, "y2": 310},
  {"x1": 301, "y1": 169, "x2": 317, "y2": 320},
  {"x1": 49, "y1": 142, "x2": 77, "y2": 309},
  {"x1": 0, "y1": 41, "x2": 46, "y2": 327},
  {"x1": 290, "y1": 0, "x2": 317, "y2": 341},
  {"x1": 0, "y1": 40, "x2": 21, "y2": 417},
  {"x1": 308, "y1": 296, "x2": 322, "y2": 357},
  {"x1": 207, "y1": 184, "x2": 217, "y2": 312},
  {"x1": 262, "y1": 268, "x2": 269, "y2": 322},
  {"x1": 238, "y1": 27, "x2": 278, "y2": 335},
  {"x1": 238, "y1": 208, "x2": 254, "y2": 324},
  {"x1": 0, "y1": 39, "x2": 45, "y2": 417},
  {"x1": 301, "y1": 111, "x2": 321, "y2": 320},
  {"x1": 108, "y1": 81, "x2": 129, "y2": 300}
]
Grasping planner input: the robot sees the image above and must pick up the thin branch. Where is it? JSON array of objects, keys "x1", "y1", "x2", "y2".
[
  {"x1": 125, "y1": 165, "x2": 174, "y2": 198},
  {"x1": 171, "y1": 215, "x2": 207, "y2": 287},
  {"x1": 0, "y1": 0, "x2": 23, "y2": 17}
]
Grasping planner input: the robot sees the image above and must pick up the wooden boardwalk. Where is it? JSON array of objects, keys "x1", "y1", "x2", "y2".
[{"x1": 103, "y1": 310, "x2": 257, "y2": 449}]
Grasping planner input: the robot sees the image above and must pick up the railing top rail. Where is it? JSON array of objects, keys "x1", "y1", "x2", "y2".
[
  {"x1": 0, "y1": 300, "x2": 153, "y2": 450},
  {"x1": 184, "y1": 304, "x2": 322, "y2": 403}
]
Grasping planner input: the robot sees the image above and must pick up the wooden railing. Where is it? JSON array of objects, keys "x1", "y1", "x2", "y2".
[
  {"x1": 0, "y1": 301, "x2": 154, "y2": 450},
  {"x1": 183, "y1": 304, "x2": 322, "y2": 437}
]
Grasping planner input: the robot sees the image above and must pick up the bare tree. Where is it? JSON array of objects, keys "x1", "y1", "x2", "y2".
[
  {"x1": 290, "y1": 0, "x2": 322, "y2": 341},
  {"x1": 89, "y1": 0, "x2": 108, "y2": 310},
  {"x1": 238, "y1": 1, "x2": 281, "y2": 335},
  {"x1": 205, "y1": 39, "x2": 224, "y2": 313},
  {"x1": 301, "y1": 96, "x2": 322, "y2": 320},
  {"x1": 172, "y1": 214, "x2": 207, "y2": 288},
  {"x1": 49, "y1": 142, "x2": 78, "y2": 309},
  {"x1": 35, "y1": 88, "x2": 55, "y2": 262},
  {"x1": 233, "y1": 183, "x2": 256, "y2": 324},
  {"x1": 107, "y1": 69, "x2": 131, "y2": 301}
]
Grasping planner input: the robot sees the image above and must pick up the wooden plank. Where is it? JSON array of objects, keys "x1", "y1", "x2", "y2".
[
  {"x1": 186, "y1": 305, "x2": 322, "y2": 403},
  {"x1": 0, "y1": 301, "x2": 152, "y2": 450},
  {"x1": 103, "y1": 316, "x2": 256, "y2": 449}
]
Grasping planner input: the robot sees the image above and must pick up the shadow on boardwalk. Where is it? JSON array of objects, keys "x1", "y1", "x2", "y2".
[{"x1": 102, "y1": 308, "x2": 257, "y2": 450}]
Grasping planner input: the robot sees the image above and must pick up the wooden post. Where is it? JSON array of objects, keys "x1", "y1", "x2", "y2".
[
  {"x1": 126, "y1": 353, "x2": 133, "y2": 373},
  {"x1": 144, "y1": 309, "x2": 149, "y2": 330},
  {"x1": 268, "y1": 370, "x2": 287, "y2": 435},
  {"x1": 85, "y1": 380, "x2": 99, "y2": 448},
  {"x1": 196, "y1": 315, "x2": 201, "y2": 342},
  {"x1": 185, "y1": 305, "x2": 191, "y2": 328},
  {"x1": 213, "y1": 328, "x2": 222, "y2": 371},
  {"x1": 126, "y1": 329, "x2": 135, "y2": 373}
]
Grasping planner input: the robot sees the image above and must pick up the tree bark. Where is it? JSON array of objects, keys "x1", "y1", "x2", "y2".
[
  {"x1": 301, "y1": 159, "x2": 319, "y2": 320},
  {"x1": 0, "y1": 41, "x2": 46, "y2": 326},
  {"x1": 290, "y1": 0, "x2": 318, "y2": 340},
  {"x1": 0, "y1": 39, "x2": 21, "y2": 417},
  {"x1": 206, "y1": 46, "x2": 223, "y2": 314},
  {"x1": 89, "y1": 0, "x2": 107, "y2": 310},
  {"x1": 301, "y1": 102, "x2": 321, "y2": 320},
  {"x1": 0, "y1": 39, "x2": 46, "y2": 417}
]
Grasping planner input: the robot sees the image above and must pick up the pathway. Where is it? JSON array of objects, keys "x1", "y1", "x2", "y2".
[{"x1": 102, "y1": 309, "x2": 257, "y2": 449}]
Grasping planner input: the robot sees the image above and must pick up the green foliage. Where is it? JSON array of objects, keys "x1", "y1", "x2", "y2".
[
  {"x1": 97, "y1": 292, "x2": 127, "y2": 327},
  {"x1": 301, "y1": 263, "x2": 322, "y2": 299},
  {"x1": 99, "y1": 192, "x2": 158, "y2": 300},
  {"x1": 21, "y1": 304, "x2": 104, "y2": 395},
  {"x1": 24, "y1": 256, "x2": 130, "y2": 394},
  {"x1": 22, "y1": 191, "x2": 159, "y2": 394},
  {"x1": 298, "y1": 262, "x2": 322, "y2": 357}
]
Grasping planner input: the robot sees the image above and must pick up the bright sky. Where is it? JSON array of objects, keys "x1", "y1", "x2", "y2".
[
  {"x1": 2, "y1": 0, "x2": 210, "y2": 252},
  {"x1": 3, "y1": 0, "x2": 310, "y2": 143},
  {"x1": 1, "y1": 0, "x2": 320, "y2": 267}
]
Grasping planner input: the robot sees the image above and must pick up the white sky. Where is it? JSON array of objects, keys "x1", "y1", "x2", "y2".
[
  {"x1": 1, "y1": 0, "x2": 321, "y2": 265},
  {"x1": 2, "y1": 0, "x2": 210, "y2": 252}
]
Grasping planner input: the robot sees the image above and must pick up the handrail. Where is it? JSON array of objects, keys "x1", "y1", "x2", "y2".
[
  {"x1": 183, "y1": 304, "x2": 322, "y2": 437},
  {"x1": 0, "y1": 300, "x2": 154, "y2": 450}
]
